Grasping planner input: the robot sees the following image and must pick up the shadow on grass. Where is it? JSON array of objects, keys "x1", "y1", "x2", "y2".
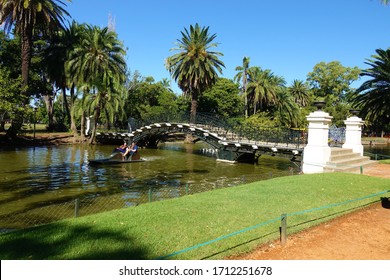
[{"x1": 0, "y1": 222, "x2": 149, "y2": 260}]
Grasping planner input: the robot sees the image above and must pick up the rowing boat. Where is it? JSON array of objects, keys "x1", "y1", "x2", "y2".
[
  {"x1": 89, "y1": 151, "x2": 145, "y2": 165},
  {"x1": 89, "y1": 158, "x2": 146, "y2": 165}
]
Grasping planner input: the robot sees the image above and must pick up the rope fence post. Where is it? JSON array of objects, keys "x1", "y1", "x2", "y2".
[
  {"x1": 74, "y1": 198, "x2": 80, "y2": 218},
  {"x1": 148, "y1": 187, "x2": 152, "y2": 203},
  {"x1": 280, "y1": 213, "x2": 287, "y2": 245}
]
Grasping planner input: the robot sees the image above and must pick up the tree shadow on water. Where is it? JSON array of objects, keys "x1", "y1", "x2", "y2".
[{"x1": 0, "y1": 222, "x2": 150, "y2": 260}]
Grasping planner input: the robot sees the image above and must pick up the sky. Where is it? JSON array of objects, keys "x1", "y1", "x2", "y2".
[{"x1": 65, "y1": 0, "x2": 390, "y2": 93}]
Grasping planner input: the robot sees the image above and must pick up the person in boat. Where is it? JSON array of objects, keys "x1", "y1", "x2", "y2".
[
  {"x1": 123, "y1": 141, "x2": 138, "y2": 160},
  {"x1": 115, "y1": 141, "x2": 128, "y2": 153}
]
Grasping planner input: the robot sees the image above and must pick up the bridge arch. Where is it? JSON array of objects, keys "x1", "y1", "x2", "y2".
[{"x1": 96, "y1": 122, "x2": 304, "y2": 163}]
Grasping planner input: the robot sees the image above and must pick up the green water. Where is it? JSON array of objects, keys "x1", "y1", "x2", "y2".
[
  {"x1": 0, "y1": 142, "x2": 296, "y2": 216},
  {"x1": 1, "y1": 142, "x2": 388, "y2": 230}
]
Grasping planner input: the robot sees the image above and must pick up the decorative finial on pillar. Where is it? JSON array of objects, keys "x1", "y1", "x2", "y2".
[
  {"x1": 313, "y1": 101, "x2": 326, "y2": 111},
  {"x1": 349, "y1": 109, "x2": 360, "y2": 117}
]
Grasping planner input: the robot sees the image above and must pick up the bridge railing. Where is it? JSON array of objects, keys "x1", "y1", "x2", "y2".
[{"x1": 133, "y1": 112, "x2": 307, "y2": 148}]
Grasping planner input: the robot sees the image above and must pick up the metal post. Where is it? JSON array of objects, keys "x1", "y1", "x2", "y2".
[
  {"x1": 148, "y1": 187, "x2": 152, "y2": 202},
  {"x1": 185, "y1": 183, "x2": 189, "y2": 195},
  {"x1": 74, "y1": 198, "x2": 80, "y2": 218},
  {"x1": 281, "y1": 214, "x2": 287, "y2": 245}
]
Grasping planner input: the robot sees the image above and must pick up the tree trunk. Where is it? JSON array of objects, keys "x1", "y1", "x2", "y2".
[
  {"x1": 43, "y1": 94, "x2": 56, "y2": 131},
  {"x1": 0, "y1": 112, "x2": 6, "y2": 132},
  {"x1": 6, "y1": 28, "x2": 33, "y2": 139},
  {"x1": 62, "y1": 86, "x2": 71, "y2": 127},
  {"x1": 69, "y1": 85, "x2": 78, "y2": 137},
  {"x1": 243, "y1": 74, "x2": 248, "y2": 119},
  {"x1": 21, "y1": 27, "x2": 33, "y2": 93},
  {"x1": 190, "y1": 91, "x2": 198, "y2": 124},
  {"x1": 88, "y1": 105, "x2": 101, "y2": 145}
]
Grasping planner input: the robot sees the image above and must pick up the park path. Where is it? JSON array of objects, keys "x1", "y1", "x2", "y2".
[{"x1": 229, "y1": 163, "x2": 390, "y2": 260}]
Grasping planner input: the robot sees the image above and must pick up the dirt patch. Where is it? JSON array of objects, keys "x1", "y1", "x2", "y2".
[
  {"x1": 228, "y1": 164, "x2": 390, "y2": 260},
  {"x1": 363, "y1": 163, "x2": 390, "y2": 179},
  {"x1": 229, "y1": 202, "x2": 390, "y2": 260}
]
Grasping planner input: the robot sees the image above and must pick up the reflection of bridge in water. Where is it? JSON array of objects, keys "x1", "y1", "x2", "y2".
[{"x1": 96, "y1": 113, "x2": 306, "y2": 163}]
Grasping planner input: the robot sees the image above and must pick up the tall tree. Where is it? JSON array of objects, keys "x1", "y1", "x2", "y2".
[
  {"x1": 354, "y1": 48, "x2": 390, "y2": 133},
  {"x1": 66, "y1": 25, "x2": 127, "y2": 143},
  {"x1": 234, "y1": 57, "x2": 250, "y2": 118},
  {"x1": 274, "y1": 89, "x2": 298, "y2": 128},
  {"x1": 0, "y1": 0, "x2": 70, "y2": 138},
  {"x1": 288, "y1": 79, "x2": 311, "y2": 107},
  {"x1": 198, "y1": 78, "x2": 242, "y2": 118},
  {"x1": 307, "y1": 61, "x2": 360, "y2": 125},
  {"x1": 246, "y1": 67, "x2": 285, "y2": 115},
  {"x1": 44, "y1": 21, "x2": 84, "y2": 136},
  {"x1": 0, "y1": 0, "x2": 70, "y2": 91},
  {"x1": 166, "y1": 23, "x2": 225, "y2": 123},
  {"x1": 307, "y1": 61, "x2": 360, "y2": 104}
]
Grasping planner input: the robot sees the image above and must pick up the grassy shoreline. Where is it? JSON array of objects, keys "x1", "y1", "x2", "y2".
[{"x1": 0, "y1": 173, "x2": 389, "y2": 260}]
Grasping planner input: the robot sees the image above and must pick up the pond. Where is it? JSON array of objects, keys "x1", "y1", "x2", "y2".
[{"x1": 0, "y1": 142, "x2": 298, "y2": 230}]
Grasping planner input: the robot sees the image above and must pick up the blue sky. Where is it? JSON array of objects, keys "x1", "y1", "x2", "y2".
[{"x1": 66, "y1": 0, "x2": 390, "y2": 93}]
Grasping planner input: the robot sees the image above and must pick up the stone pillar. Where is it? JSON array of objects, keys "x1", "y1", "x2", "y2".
[
  {"x1": 302, "y1": 107, "x2": 333, "y2": 174},
  {"x1": 342, "y1": 114, "x2": 364, "y2": 156}
]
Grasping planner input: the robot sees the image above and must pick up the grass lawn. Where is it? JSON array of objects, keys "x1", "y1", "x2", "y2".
[{"x1": 0, "y1": 173, "x2": 389, "y2": 260}]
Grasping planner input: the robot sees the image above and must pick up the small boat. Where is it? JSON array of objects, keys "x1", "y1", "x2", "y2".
[{"x1": 89, "y1": 151, "x2": 146, "y2": 165}]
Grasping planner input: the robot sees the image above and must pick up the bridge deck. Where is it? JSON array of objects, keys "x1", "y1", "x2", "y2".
[{"x1": 96, "y1": 122, "x2": 304, "y2": 163}]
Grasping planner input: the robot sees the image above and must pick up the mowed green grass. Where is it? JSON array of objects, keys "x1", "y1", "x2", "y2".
[{"x1": 0, "y1": 173, "x2": 389, "y2": 260}]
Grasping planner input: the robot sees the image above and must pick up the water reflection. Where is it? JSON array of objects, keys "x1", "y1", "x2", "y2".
[{"x1": 0, "y1": 142, "x2": 298, "y2": 216}]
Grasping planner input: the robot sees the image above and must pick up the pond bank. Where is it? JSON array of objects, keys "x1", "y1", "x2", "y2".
[{"x1": 0, "y1": 132, "x2": 77, "y2": 147}]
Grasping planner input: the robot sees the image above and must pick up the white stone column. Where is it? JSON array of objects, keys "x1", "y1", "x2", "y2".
[
  {"x1": 302, "y1": 109, "x2": 333, "y2": 174},
  {"x1": 342, "y1": 115, "x2": 364, "y2": 156}
]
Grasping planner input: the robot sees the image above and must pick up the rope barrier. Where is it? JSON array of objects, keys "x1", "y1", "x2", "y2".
[
  {"x1": 156, "y1": 217, "x2": 281, "y2": 260},
  {"x1": 156, "y1": 189, "x2": 389, "y2": 260},
  {"x1": 288, "y1": 190, "x2": 389, "y2": 217}
]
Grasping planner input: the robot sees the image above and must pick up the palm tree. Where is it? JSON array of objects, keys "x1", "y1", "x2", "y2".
[
  {"x1": 0, "y1": 0, "x2": 70, "y2": 139},
  {"x1": 234, "y1": 56, "x2": 250, "y2": 118},
  {"x1": 66, "y1": 25, "x2": 127, "y2": 143},
  {"x1": 246, "y1": 67, "x2": 286, "y2": 115},
  {"x1": 0, "y1": 0, "x2": 70, "y2": 92},
  {"x1": 354, "y1": 48, "x2": 390, "y2": 132},
  {"x1": 288, "y1": 79, "x2": 311, "y2": 107},
  {"x1": 44, "y1": 21, "x2": 84, "y2": 136},
  {"x1": 274, "y1": 90, "x2": 299, "y2": 128},
  {"x1": 166, "y1": 23, "x2": 225, "y2": 123}
]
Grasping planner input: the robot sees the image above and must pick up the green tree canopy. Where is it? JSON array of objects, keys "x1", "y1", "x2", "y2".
[
  {"x1": 246, "y1": 67, "x2": 286, "y2": 115},
  {"x1": 354, "y1": 48, "x2": 390, "y2": 132},
  {"x1": 126, "y1": 80, "x2": 179, "y2": 123},
  {"x1": 234, "y1": 56, "x2": 250, "y2": 118},
  {"x1": 0, "y1": 0, "x2": 71, "y2": 90},
  {"x1": 166, "y1": 23, "x2": 225, "y2": 123},
  {"x1": 198, "y1": 78, "x2": 242, "y2": 118},
  {"x1": 307, "y1": 61, "x2": 360, "y2": 125},
  {"x1": 307, "y1": 61, "x2": 360, "y2": 103}
]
